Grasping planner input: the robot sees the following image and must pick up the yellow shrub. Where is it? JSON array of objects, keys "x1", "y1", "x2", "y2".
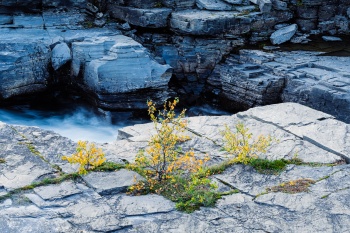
[
  {"x1": 62, "y1": 140, "x2": 106, "y2": 175},
  {"x1": 221, "y1": 122, "x2": 272, "y2": 164},
  {"x1": 133, "y1": 98, "x2": 209, "y2": 182}
]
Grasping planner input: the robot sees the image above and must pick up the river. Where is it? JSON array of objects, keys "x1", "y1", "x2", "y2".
[{"x1": 0, "y1": 95, "x2": 229, "y2": 143}]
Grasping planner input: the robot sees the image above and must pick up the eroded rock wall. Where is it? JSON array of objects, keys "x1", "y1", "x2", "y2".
[
  {"x1": 0, "y1": 2, "x2": 173, "y2": 109},
  {"x1": 107, "y1": 0, "x2": 350, "y2": 103},
  {"x1": 207, "y1": 49, "x2": 350, "y2": 123}
]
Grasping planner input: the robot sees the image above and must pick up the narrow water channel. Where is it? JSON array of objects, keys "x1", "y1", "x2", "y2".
[{"x1": 0, "y1": 94, "x2": 230, "y2": 143}]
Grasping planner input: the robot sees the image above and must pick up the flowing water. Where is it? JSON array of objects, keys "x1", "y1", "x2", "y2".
[{"x1": 0, "y1": 96, "x2": 230, "y2": 143}]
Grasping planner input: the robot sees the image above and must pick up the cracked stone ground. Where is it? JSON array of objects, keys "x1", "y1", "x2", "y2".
[{"x1": 1, "y1": 103, "x2": 350, "y2": 232}]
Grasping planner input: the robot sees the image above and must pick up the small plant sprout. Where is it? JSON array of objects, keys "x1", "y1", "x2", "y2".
[{"x1": 62, "y1": 140, "x2": 106, "y2": 175}]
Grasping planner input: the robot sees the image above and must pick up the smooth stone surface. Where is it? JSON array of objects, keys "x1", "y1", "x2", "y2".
[
  {"x1": 170, "y1": 10, "x2": 241, "y2": 35},
  {"x1": 322, "y1": 36, "x2": 342, "y2": 41},
  {"x1": 72, "y1": 35, "x2": 172, "y2": 109},
  {"x1": 270, "y1": 23, "x2": 297, "y2": 44},
  {"x1": 117, "y1": 195, "x2": 175, "y2": 216},
  {"x1": 34, "y1": 181, "x2": 82, "y2": 201},
  {"x1": 51, "y1": 42, "x2": 71, "y2": 70},
  {"x1": 82, "y1": 170, "x2": 145, "y2": 195}
]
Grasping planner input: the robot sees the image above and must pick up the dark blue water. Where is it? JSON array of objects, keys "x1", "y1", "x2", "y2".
[{"x1": 0, "y1": 101, "x2": 229, "y2": 143}]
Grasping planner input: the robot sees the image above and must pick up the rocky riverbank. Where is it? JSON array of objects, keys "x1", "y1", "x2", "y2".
[
  {"x1": 1, "y1": 0, "x2": 349, "y2": 113},
  {"x1": 1, "y1": 103, "x2": 350, "y2": 232}
]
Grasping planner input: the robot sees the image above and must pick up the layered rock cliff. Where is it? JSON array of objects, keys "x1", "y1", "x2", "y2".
[{"x1": 0, "y1": 0, "x2": 349, "y2": 116}]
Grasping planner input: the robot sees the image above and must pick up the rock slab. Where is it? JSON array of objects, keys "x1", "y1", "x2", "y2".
[{"x1": 270, "y1": 24, "x2": 297, "y2": 44}]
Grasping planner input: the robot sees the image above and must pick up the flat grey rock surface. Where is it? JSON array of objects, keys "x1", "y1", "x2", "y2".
[
  {"x1": 1, "y1": 103, "x2": 349, "y2": 232},
  {"x1": 83, "y1": 170, "x2": 145, "y2": 195}
]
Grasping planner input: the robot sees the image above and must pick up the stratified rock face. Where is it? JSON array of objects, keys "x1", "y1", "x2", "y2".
[
  {"x1": 0, "y1": 34, "x2": 51, "y2": 99},
  {"x1": 209, "y1": 51, "x2": 285, "y2": 111},
  {"x1": 109, "y1": 6, "x2": 172, "y2": 28},
  {"x1": 72, "y1": 35, "x2": 172, "y2": 109},
  {"x1": 2, "y1": 103, "x2": 350, "y2": 232},
  {"x1": 196, "y1": 0, "x2": 234, "y2": 11},
  {"x1": 170, "y1": 10, "x2": 248, "y2": 35},
  {"x1": 207, "y1": 49, "x2": 350, "y2": 123}
]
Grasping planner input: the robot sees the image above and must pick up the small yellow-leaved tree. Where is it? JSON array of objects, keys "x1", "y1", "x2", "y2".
[
  {"x1": 62, "y1": 140, "x2": 106, "y2": 175},
  {"x1": 132, "y1": 98, "x2": 208, "y2": 182},
  {"x1": 221, "y1": 122, "x2": 272, "y2": 164}
]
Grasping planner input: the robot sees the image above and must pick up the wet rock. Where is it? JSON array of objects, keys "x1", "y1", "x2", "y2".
[
  {"x1": 270, "y1": 23, "x2": 297, "y2": 44},
  {"x1": 51, "y1": 42, "x2": 71, "y2": 70},
  {"x1": 223, "y1": 0, "x2": 243, "y2": 4},
  {"x1": 322, "y1": 35, "x2": 342, "y2": 41},
  {"x1": 290, "y1": 34, "x2": 310, "y2": 44}
]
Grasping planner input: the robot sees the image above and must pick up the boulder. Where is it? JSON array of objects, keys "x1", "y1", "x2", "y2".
[
  {"x1": 270, "y1": 24, "x2": 297, "y2": 44},
  {"x1": 51, "y1": 43, "x2": 72, "y2": 71},
  {"x1": 72, "y1": 35, "x2": 172, "y2": 109}
]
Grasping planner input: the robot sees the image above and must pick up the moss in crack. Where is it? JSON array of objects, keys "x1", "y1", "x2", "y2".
[
  {"x1": 266, "y1": 178, "x2": 316, "y2": 194},
  {"x1": 92, "y1": 161, "x2": 126, "y2": 172},
  {"x1": 0, "y1": 173, "x2": 80, "y2": 202},
  {"x1": 0, "y1": 158, "x2": 5, "y2": 163}
]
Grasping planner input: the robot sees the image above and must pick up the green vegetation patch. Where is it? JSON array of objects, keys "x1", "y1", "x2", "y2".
[
  {"x1": 249, "y1": 158, "x2": 289, "y2": 174},
  {"x1": 0, "y1": 173, "x2": 80, "y2": 202},
  {"x1": 92, "y1": 161, "x2": 126, "y2": 172}
]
